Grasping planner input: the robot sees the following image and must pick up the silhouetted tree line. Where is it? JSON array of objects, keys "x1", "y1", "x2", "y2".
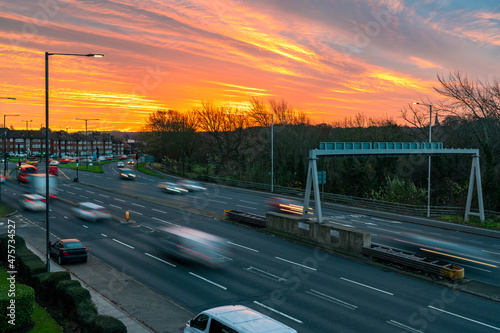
[{"x1": 141, "y1": 72, "x2": 500, "y2": 212}]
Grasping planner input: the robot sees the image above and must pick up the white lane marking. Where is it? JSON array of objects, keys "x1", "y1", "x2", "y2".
[
  {"x1": 67, "y1": 191, "x2": 75, "y2": 195},
  {"x1": 228, "y1": 241, "x2": 259, "y2": 252},
  {"x1": 340, "y1": 277, "x2": 393, "y2": 295},
  {"x1": 244, "y1": 267, "x2": 285, "y2": 282},
  {"x1": 152, "y1": 208, "x2": 167, "y2": 214},
  {"x1": 307, "y1": 289, "x2": 357, "y2": 310},
  {"x1": 216, "y1": 195, "x2": 233, "y2": 200},
  {"x1": 114, "y1": 198, "x2": 126, "y2": 202},
  {"x1": 367, "y1": 226, "x2": 401, "y2": 234},
  {"x1": 132, "y1": 203, "x2": 145, "y2": 208},
  {"x1": 101, "y1": 234, "x2": 107, "y2": 237},
  {"x1": 152, "y1": 217, "x2": 176, "y2": 225},
  {"x1": 64, "y1": 216, "x2": 69, "y2": 219},
  {"x1": 189, "y1": 272, "x2": 227, "y2": 290},
  {"x1": 208, "y1": 199, "x2": 227, "y2": 204},
  {"x1": 110, "y1": 204, "x2": 122, "y2": 209},
  {"x1": 428, "y1": 306, "x2": 500, "y2": 331},
  {"x1": 145, "y1": 253, "x2": 176, "y2": 267},
  {"x1": 371, "y1": 218, "x2": 402, "y2": 224},
  {"x1": 99, "y1": 194, "x2": 109, "y2": 198},
  {"x1": 112, "y1": 239, "x2": 135, "y2": 249},
  {"x1": 387, "y1": 320, "x2": 423, "y2": 333},
  {"x1": 79, "y1": 195, "x2": 89, "y2": 199},
  {"x1": 83, "y1": 225, "x2": 88, "y2": 228},
  {"x1": 86, "y1": 190, "x2": 95, "y2": 194},
  {"x1": 482, "y1": 249, "x2": 500, "y2": 257},
  {"x1": 239, "y1": 200, "x2": 258, "y2": 205},
  {"x1": 128, "y1": 210, "x2": 143, "y2": 216},
  {"x1": 275, "y1": 257, "x2": 317, "y2": 271},
  {"x1": 236, "y1": 205, "x2": 257, "y2": 210},
  {"x1": 74, "y1": 187, "x2": 83, "y2": 191},
  {"x1": 253, "y1": 301, "x2": 303, "y2": 324},
  {"x1": 93, "y1": 199, "x2": 104, "y2": 204}
]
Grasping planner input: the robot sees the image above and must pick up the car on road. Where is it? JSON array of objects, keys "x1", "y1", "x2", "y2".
[
  {"x1": 157, "y1": 182, "x2": 188, "y2": 194},
  {"x1": 20, "y1": 194, "x2": 46, "y2": 211},
  {"x1": 49, "y1": 160, "x2": 60, "y2": 166},
  {"x1": 266, "y1": 196, "x2": 304, "y2": 215},
  {"x1": 49, "y1": 239, "x2": 88, "y2": 264},
  {"x1": 127, "y1": 159, "x2": 135, "y2": 166},
  {"x1": 71, "y1": 202, "x2": 112, "y2": 222},
  {"x1": 0, "y1": 175, "x2": 4, "y2": 183},
  {"x1": 177, "y1": 179, "x2": 206, "y2": 192},
  {"x1": 117, "y1": 161, "x2": 125, "y2": 168},
  {"x1": 119, "y1": 168, "x2": 136, "y2": 180}
]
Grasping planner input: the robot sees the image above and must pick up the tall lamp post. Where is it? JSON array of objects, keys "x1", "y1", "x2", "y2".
[
  {"x1": 45, "y1": 52, "x2": 103, "y2": 272},
  {"x1": 0, "y1": 97, "x2": 17, "y2": 208},
  {"x1": 4, "y1": 114, "x2": 20, "y2": 175},
  {"x1": 75, "y1": 118, "x2": 99, "y2": 169},
  {"x1": 413, "y1": 102, "x2": 433, "y2": 218},
  {"x1": 21, "y1": 120, "x2": 33, "y2": 155}
]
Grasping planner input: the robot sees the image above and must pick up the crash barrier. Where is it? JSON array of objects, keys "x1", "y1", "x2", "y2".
[
  {"x1": 224, "y1": 210, "x2": 266, "y2": 227},
  {"x1": 362, "y1": 243, "x2": 464, "y2": 280},
  {"x1": 265, "y1": 212, "x2": 371, "y2": 254}
]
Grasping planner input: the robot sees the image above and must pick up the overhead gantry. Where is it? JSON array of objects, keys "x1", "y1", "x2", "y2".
[{"x1": 302, "y1": 142, "x2": 484, "y2": 223}]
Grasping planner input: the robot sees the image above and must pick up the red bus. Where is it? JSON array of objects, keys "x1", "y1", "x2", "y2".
[{"x1": 17, "y1": 164, "x2": 37, "y2": 183}]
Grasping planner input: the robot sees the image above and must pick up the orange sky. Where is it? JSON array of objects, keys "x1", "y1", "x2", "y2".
[{"x1": 1, "y1": 0, "x2": 499, "y2": 132}]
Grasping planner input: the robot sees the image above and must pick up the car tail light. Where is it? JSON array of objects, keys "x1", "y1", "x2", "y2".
[
  {"x1": 62, "y1": 251, "x2": 69, "y2": 256},
  {"x1": 84, "y1": 248, "x2": 88, "y2": 254}
]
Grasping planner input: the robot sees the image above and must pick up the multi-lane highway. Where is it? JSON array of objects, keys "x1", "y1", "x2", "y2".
[{"x1": 2, "y1": 161, "x2": 500, "y2": 332}]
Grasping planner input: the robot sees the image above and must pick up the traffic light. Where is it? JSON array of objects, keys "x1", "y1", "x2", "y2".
[{"x1": 96, "y1": 147, "x2": 100, "y2": 158}]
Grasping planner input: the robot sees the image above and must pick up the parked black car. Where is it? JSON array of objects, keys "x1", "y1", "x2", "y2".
[{"x1": 50, "y1": 239, "x2": 88, "y2": 264}]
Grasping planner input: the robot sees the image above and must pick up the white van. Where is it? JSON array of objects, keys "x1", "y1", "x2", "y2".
[{"x1": 184, "y1": 305, "x2": 297, "y2": 333}]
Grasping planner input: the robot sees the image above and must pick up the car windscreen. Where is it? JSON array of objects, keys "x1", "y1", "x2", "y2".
[{"x1": 65, "y1": 242, "x2": 84, "y2": 249}]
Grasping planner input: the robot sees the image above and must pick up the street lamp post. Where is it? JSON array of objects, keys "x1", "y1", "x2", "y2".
[
  {"x1": 21, "y1": 120, "x2": 33, "y2": 155},
  {"x1": 45, "y1": 52, "x2": 103, "y2": 272},
  {"x1": 4, "y1": 114, "x2": 20, "y2": 175},
  {"x1": 75, "y1": 118, "x2": 99, "y2": 169},
  {"x1": 413, "y1": 102, "x2": 433, "y2": 218}
]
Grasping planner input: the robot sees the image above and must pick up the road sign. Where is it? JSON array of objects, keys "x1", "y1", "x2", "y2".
[
  {"x1": 318, "y1": 171, "x2": 326, "y2": 185},
  {"x1": 125, "y1": 210, "x2": 130, "y2": 222}
]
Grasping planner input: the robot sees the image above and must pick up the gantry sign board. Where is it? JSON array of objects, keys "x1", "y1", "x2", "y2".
[{"x1": 302, "y1": 142, "x2": 484, "y2": 223}]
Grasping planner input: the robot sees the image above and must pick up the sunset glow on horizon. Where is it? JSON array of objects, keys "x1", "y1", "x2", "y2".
[{"x1": 1, "y1": 0, "x2": 499, "y2": 132}]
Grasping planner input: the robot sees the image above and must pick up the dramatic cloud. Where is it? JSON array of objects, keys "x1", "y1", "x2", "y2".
[{"x1": 0, "y1": 0, "x2": 498, "y2": 131}]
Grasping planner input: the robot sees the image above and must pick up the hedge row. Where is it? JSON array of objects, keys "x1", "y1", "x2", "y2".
[
  {"x1": 0, "y1": 234, "x2": 127, "y2": 333},
  {"x1": 0, "y1": 284, "x2": 34, "y2": 332}
]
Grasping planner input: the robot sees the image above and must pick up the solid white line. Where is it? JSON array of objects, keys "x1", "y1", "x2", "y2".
[
  {"x1": 145, "y1": 253, "x2": 176, "y2": 267},
  {"x1": 275, "y1": 257, "x2": 317, "y2": 271},
  {"x1": 83, "y1": 225, "x2": 88, "y2": 228},
  {"x1": 99, "y1": 194, "x2": 109, "y2": 198},
  {"x1": 114, "y1": 198, "x2": 126, "y2": 202},
  {"x1": 101, "y1": 234, "x2": 107, "y2": 237},
  {"x1": 132, "y1": 203, "x2": 145, "y2": 208},
  {"x1": 239, "y1": 200, "x2": 258, "y2": 205},
  {"x1": 112, "y1": 239, "x2": 135, "y2": 249},
  {"x1": 152, "y1": 208, "x2": 167, "y2": 214},
  {"x1": 128, "y1": 210, "x2": 143, "y2": 216},
  {"x1": 340, "y1": 277, "x2": 393, "y2": 295},
  {"x1": 307, "y1": 289, "x2": 357, "y2": 310},
  {"x1": 110, "y1": 204, "x2": 122, "y2": 209},
  {"x1": 228, "y1": 241, "x2": 259, "y2": 252},
  {"x1": 236, "y1": 205, "x2": 257, "y2": 210},
  {"x1": 189, "y1": 272, "x2": 227, "y2": 290},
  {"x1": 428, "y1": 306, "x2": 500, "y2": 331},
  {"x1": 253, "y1": 301, "x2": 303, "y2": 324},
  {"x1": 387, "y1": 320, "x2": 423, "y2": 333}
]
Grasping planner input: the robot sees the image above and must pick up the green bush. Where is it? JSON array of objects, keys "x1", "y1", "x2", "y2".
[
  {"x1": 37, "y1": 271, "x2": 71, "y2": 304},
  {"x1": 19, "y1": 259, "x2": 46, "y2": 285},
  {"x1": 92, "y1": 315, "x2": 127, "y2": 333},
  {"x1": 0, "y1": 283, "x2": 35, "y2": 332}
]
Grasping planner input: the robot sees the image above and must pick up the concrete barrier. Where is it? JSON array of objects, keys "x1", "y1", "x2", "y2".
[{"x1": 266, "y1": 212, "x2": 371, "y2": 253}]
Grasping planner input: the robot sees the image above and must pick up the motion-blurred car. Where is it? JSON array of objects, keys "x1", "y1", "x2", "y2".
[
  {"x1": 119, "y1": 168, "x2": 136, "y2": 180},
  {"x1": 157, "y1": 182, "x2": 188, "y2": 194},
  {"x1": 71, "y1": 202, "x2": 112, "y2": 222},
  {"x1": 266, "y1": 196, "x2": 304, "y2": 215},
  {"x1": 154, "y1": 226, "x2": 233, "y2": 267},
  {"x1": 127, "y1": 159, "x2": 135, "y2": 166},
  {"x1": 117, "y1": 161, "x2": 125, "y2": 168},
  {"x1": 20, "y1": 194, "x2": 46, "y2": 211},
  {"x1": 49, "y1": 239, "x2": 88, "y2": 264},
  {"x1": 177, "y1": 179, "x2": 206, "y2": 192},
  {"x1": 0, "y1": 175, "x2": 5, "y2": 183},
  {"x1": 49, "y1": 160, "x2": 59, "y2": 166}
]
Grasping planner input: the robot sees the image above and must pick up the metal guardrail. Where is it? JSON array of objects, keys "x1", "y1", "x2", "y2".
[
  {"x1": 204, "y1": 175, "x2": 494, "y2": 218},
  {"x1": 362, "y1": 244, "x2": 464, "y2": 280},
  {"x1": 224, "y1": 210, "x2": 266, "y2": 227}
]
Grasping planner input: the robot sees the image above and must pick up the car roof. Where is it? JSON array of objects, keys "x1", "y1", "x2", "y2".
[
  {"x1": 23, "y1": 194, "x2": 45, "y2": 199},
  {"x1": 201, "y1": 305, "x2": 297, "y2": 333},
  {"x1": 79, "y1": 202, "x2": 105, "y2": 209}
]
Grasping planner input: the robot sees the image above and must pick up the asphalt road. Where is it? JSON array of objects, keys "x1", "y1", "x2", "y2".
[{"x1": 2, "y1": 161, "x2": 500, "y2": 332}]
